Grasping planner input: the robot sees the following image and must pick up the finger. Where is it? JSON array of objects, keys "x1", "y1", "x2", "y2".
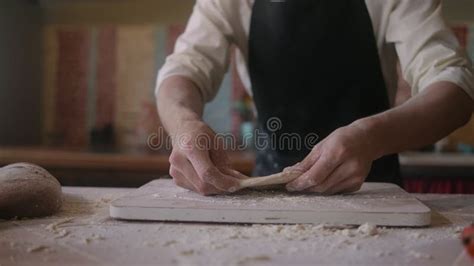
[
  {"x1": 295, "y1": 142, "x2": 324, "y2": 172},
  {"x1": 170, "y1": 151, "x2": 202, "y2": 190},
  {"x1": 174, "y1": 167, "x2": 222, "y2": 195},
  {"x1": 182, "y1": 158, "x2": 224, "y2": 195},
  {"x1": 221, "y1": 168, "x2": 249, "y2": 180},
  {"x1": 200, "y1": 167, "x2": 242, "y2": 193},
  {"x1": 187, "y1": 149, "x2": 241, "y2": 192},
  {"x1": 169, "y1": 166, "x2": 195, "y2": 191},
  {"x1": 173, "y1": 149, "x2": 239, "y2": 194},
  {"x1": 171, "y1": 150, "x2": 223, "y2": 193},
  {"x1": 211, "y1": 148, "x2": 249, "y2": 184},
  {"x1": 174, "y1": 153, "x2": 223, "y2": 195},
  {"x1": 304, "y1": 162, "x2": 354, "y2": 193},
  {"x1": 170, "y1": 162, "x2": 200, "y2": 192},
  {"x1": 286, "y1": 154, "x2": 340, "y2": 191}
]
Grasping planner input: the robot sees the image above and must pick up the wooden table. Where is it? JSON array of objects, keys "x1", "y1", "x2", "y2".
[{"x1": 1, "y1": 186, "x2": 473, "y2": 265}]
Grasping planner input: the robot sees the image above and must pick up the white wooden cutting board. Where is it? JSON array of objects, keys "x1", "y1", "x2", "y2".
[{"x1": 110, "y1": 179, "x2": 431, "y2": 227}]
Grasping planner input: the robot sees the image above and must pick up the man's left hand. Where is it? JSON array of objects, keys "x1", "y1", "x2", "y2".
[{"x1": 286, "y1": 123, "x2": 377, "y2": 195}]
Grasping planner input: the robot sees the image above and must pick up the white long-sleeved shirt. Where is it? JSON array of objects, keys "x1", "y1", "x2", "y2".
[{"x1": 156, "y1": 0, "x2": 474, "y2": 105}]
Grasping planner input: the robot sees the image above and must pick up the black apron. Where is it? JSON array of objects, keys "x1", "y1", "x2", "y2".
[{"x1": 248, "y1": 0, "x2": 400, "y2": 184}]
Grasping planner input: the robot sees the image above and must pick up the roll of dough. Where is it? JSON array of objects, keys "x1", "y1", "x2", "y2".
[
  {"x1": 0, "y1": 163, "x2": 62, "y2": 219},
  {"x1": 238, "y1": 170, "x2": 302, "y2": 189}
]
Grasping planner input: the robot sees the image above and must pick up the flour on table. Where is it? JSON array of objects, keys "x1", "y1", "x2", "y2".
[
  {"x1": 163, "y1": 240, "x2": 178, "y2": 247},
  {"x1": 26, "y1": 245, "x2": 50, "y2": 253},
  {"x1": 409, "y1": 232, "x2": 425, "y2": 239},
  {"x1": 376, "y1": 251, "x2": 393, "y2": 257},
  {"x1": 217, "y1": 223, "x2": 382, "y2": 242},
  {"x1": 44, "y1": 218, "x2": 74, "y2": 241},
  {"x1": 45, "y1": 218, "x2": 73, "y2": 231},
  {"x1": 180, "y1": 249, "x2": 195, "y2": 256},
  {"x1": 138, "y1": 181, "x2": 408, "y2": 213},
  {"x1": 54, "y1": 229, "x2": 69, "y2": 239},
  {"x1": 340, "y1": 229, "x2": 354, "y2": 237},
  {"x1": 357, "y1": 223, "x2": 379, "y2": 236},
  {"x1": 237, "y1": 255, "x2": 271, "y2": 265},
  {"x1": 162, "y1": 222, "x2": 387, "y2": 262},
  {"x1": 83, "y1": 233, "x2": 105, "y2": 244},
  {"x1": 409, "y1": 250, "x2": 433, "y2": 260}
]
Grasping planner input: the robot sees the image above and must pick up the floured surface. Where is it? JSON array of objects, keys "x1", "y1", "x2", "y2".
[
  {"x1": 1, "y1": 185, "x2": 473, "y2": 266},
  {"x1": 110, "y1": 180, "x2": 431, "y2": 226}
]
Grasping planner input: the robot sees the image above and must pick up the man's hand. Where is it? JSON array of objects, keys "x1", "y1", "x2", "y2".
[
  {"x1": 286, "y1": 123, "x2": 376, "y2": 195},
  {"x1": 157, "y1": 77, "x2": 247, "y2": 196},
  {"x1": 169, "y1": 120, "x2": 245, "y2": 195}
]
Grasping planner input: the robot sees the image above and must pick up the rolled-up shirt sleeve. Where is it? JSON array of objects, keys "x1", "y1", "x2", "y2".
[
  {"x1": 156, "y1": 0, "x2": 233, "y2": 102},
  {"x1": 386, "y1": 0, "x2": 474, "y2": 99}
]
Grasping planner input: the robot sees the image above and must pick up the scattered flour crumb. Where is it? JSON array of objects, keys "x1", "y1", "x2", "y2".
[
  {"x1": 357, "y1": 223, "x2": 379, "y2": 236},
  {"x1": 83, "y1": 233, "x2": 105, "y2": 244},
  {"x1": 409, "y1": 232, "x2": 425, "y2": 239},
  {"x1": 274, "y1": 225, "x2": 284, "y2": 233},
  {"x1": 180, "y1": 250, "x2": 195, "y2": 256},
  {"x1": 163, "y1": 240, "x2": 178, "y2": 247},
  {"x1": 376, "y1": 251, "x2": 393, "y2": 257},
  {"x1": 340, "y1": 229, "x2": 354, "y2": 237},
  {"x1": 219, "y1": 223, "x2": 383, "y2": 244},
  {"x1": 409, "y1": 251, "x2": 433, "y2": 260},
  {"x1": 91, "y1": 233, "x2": 105, "y2": 240},
  {"x1": 313, "y1": 224, "x2": 326, "y2": 230},
  {"x1": 100, "y1": 197, "x2": 112, "y2": 204},
  {"x1": 27, "y1": 245, "x2": 49, "y2": 253},
  {"x1": 54, "y1": 229, "x2": 69, "y2": 239},
  {"x1": 237, "y1": 255, "x2": 271, "y2": 265},
  {"x1": 45, "y1": 218, "x2": 73, "y2": 231},
  {"x1": 452, "y1": 226, "x2": 464, "y2": 234},
  {"x1": 450, "y1": 226, "x2": 465, "y2": 238},
  {"x1": 93, "y1": 196, "x2": 113, "y2": 207},
  {"x1": 209, "y1": 242, "x2": 228, "y2": 250}
]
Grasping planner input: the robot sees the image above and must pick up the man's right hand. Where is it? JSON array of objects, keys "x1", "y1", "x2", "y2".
[{"x1": 168, "y1": 120, "x2": 246, "y2": 195}]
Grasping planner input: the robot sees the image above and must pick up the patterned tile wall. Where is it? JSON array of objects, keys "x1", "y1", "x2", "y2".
[
  {"x1": 42, "y1": 24, "x2": 474, "y2": 151},
  {"x1": 42, "y1": 24, "x2": 250, "y2": 151}
]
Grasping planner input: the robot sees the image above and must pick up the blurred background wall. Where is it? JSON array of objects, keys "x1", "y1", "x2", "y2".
[
  {"x1": 38, "y1": 0, "x2": 249, "y2": 153},
  {"x1": 0, "y1": 0, "x2": 42, "y2": 146},
  {"x1": 0, "y1": 0, "x2": 473, "y2": 151}
]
